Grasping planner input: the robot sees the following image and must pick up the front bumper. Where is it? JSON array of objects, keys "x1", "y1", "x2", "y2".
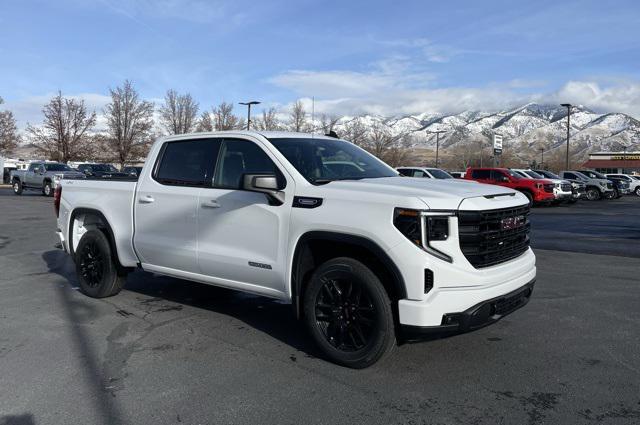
[{"x1": 402, "y1": 279, "x2": 535, "y2": 338}]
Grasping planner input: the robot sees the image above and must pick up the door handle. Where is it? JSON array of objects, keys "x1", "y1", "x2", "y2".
[
  {"x1": 201, "y1": 199, "x2": 220, "y2": 208},
  {"x1": 139, "y1": 195, "x2": 155, "y2": 204}
]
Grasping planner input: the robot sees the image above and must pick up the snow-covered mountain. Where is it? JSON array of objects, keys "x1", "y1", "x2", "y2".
[{"x1": 330, "y1": 103, "x2": 640, "y2": 161}]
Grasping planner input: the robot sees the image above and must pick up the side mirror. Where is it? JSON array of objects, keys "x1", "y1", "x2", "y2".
[{"x1": 242, "y1": 174, "x2": 285, "y2": 205}]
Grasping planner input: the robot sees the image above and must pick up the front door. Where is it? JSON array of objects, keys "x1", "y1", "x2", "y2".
[
  {"x1": 134, "y1": 138, "x2": 220, "y2": 273},
  {"x1": 197, "y1": 137, "x2": 293, "y2": 295}
]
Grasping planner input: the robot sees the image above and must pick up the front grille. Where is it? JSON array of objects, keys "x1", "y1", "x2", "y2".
[
  {"x1": 458, "y1": 205, "x2": 531, "y2": 268},
  {"x1": 561, "y1": 183, "x2": 571, "y2": 192},
  {"x1": 607, "y1": 183, "x2": 613, "y2": 189},
  {"x1": 543, "y1": 184, "x2": 554, "y2": 193}
]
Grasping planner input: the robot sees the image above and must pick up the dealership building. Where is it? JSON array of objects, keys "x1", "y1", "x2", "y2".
[{"x1": 583, "y1": 151, "x2": 640, "y2": 174}]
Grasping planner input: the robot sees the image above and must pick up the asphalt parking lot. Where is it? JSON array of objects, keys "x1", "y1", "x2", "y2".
[{"x1": 1, "y1": 188, "x2": 639, "y2": 425}]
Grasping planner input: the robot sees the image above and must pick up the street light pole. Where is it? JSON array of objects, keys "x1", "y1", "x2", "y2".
[
  {"x1": 428, "y1": 130, "x2": 446, "y2": 168},
  {"x1": 239, "y1": 101, "x2": 261, "y2": 130},
  {"x1": 561, "y1": 103, "x2": 572, "y2": 170}
]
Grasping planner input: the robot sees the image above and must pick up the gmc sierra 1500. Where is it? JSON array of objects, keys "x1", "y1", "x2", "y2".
[{"x1": 55, "y1": 131, "x2": 536, "y2": 368}]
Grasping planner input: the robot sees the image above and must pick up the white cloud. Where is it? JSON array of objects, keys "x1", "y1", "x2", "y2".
[{"x1": 270, "y1": 65, "x2": 640, "y2": 118}]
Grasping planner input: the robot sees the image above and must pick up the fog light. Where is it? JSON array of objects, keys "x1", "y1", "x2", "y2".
[{"x1": 424, "y1": 269, "x2": 434, "y2": 294}]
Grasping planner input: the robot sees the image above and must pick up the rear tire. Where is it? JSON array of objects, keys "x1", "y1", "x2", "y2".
[
  {"x1": 75, "y1": 229, "x2": 126, "y2": 298},
  {"x1": 635, "y1": 187, "x2": 640, "y2": 197},
  {"x1": 13, "y1": 180, "x2": 23, "y2": 195},
  {"x1": 43, "y1": 181, "x2": 53, "y2": 197},
  {"x1": 303, "y1": 257, "x2": 396, "y2": 368},
  {"x1": 605, "y1": 189, "x2": 617, "y2": 200}
]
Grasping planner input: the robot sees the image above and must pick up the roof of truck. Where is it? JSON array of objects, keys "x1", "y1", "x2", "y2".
[{"x1": 162, "y1": 130, "x2": 341, "y2": 142}]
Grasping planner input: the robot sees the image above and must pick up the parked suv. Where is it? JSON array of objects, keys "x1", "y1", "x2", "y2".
[
  {"x1": 605, "y1": 174, "x2": 640, "y2": 196},
  {"x1": 55, "y1": 131, "x2": 536, "y2": 368},
  {"x1": 10, "y1": 161, "x2": 85, "y2": 196},
  {"x1": 511, "y1": 169, "x2": 574, "y2": 204},
  {"x1": 464, "y1": 167, "x2": 555, "y2": 205},
  {"x1": 533, "y1": 169, "x2": 585, "y2": 202},
  {"x1": 397, "y1": 167, "x2": 455, "y2": 179},
  {"x1": 559, "y1": 171, "x2": 613, "y2": 201},
  {"x1": 576, "y1": 170, "x2": 629, "y2": 199}
]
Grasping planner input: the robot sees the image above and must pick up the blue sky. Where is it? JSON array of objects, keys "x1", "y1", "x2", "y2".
[{"x1": 1, "y1": 0, "x2": 639, "y2": 127}]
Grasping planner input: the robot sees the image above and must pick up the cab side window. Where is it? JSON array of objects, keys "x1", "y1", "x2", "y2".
[
  {"x1": 491, "y1": 170, "x2": 509, "y2": 181},
  {"x1": 214, "y1": 139, "x2": 283, "y2": 189},
  {"x1": 397, "y1": 168, "x2": 413, "y2": 176},
  {"x1": 471, "y1": 169, "x2": 491, "y2": 179},
  {"x1": 154, "y1": 139, "x2": 221, "y2": 187},
  {"x1": 413, "y1": 170, "x2": 429, "y2": 178}
]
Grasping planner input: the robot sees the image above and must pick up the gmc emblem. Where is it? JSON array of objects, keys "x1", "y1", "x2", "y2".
[{"x1": 501, "y1": 215, "x2": 525, "y2": 231}]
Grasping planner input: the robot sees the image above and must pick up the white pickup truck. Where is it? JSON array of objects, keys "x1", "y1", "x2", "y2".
[{"x1": 55, "y1": 131, "x2": 536, "y2": 368}]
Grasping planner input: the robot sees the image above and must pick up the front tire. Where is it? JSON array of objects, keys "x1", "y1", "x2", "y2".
[
  {"x1": 13, "y1": 180, "x2": 23, "y2": 195},
  {"x1": 303, "y1": 257, "x2": 396, "y2": 368},
  {"x1": 75, "y1": 229, "x2": 126, "y2": 298},
  {"x1": 521, "y1": 191, "x2": 533, "y2": 206},
  {"x1": 586, "y1": 187, "x2": 600, "y2": 201},
  {"x1": 635, "y1": 187, "x2": 640, "y2": 197}
]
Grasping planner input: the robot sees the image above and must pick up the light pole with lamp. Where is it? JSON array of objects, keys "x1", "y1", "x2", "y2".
[
  {"x1": 239, "y1": 101, "x2": 261, "y2": 130},
  {"x1": 428, "y1": 130, "x2": 446, "y2": 168},
  {"x1": 561, "y1": 103, "x2": 572, "y2": 170}
]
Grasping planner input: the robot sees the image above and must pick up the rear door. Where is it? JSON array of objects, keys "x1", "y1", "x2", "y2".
[
  {"x1": 134, "y1": 138, "x2": 221, "y2": 273},
  {"x1": 197, "y1": 137, "x2": 293, "y2": 294}
]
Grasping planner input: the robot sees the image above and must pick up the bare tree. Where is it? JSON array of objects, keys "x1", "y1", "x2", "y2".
[
  {"x1": 319, "y1": 114, "x2": 340, "y2": 134},
  {"x1": 104, "y1": 80, "x2": 155, "y2": 168},
  {"x1": 196, "y1": 111, "x2": 213, "y2": 132},
  {"x1": 212, "y1": 101, "x2": 242, "y2": 130},
  {"x1": 289, "y1": 100, "x2": 308, "y2": 132},
  {"x1": 26, "y1": 92, "x2": 96, "y2": 162},
  {"x1": 254, "y1": 107, "x2": 280, "y2": 131},
  {"x1": 0, "y1": 97, "x2": 20, "y2": 155},
  {"x1": 342, "y1": 118, "x2": 368, "y2": 147},
  {"x1": 364, "y1": 122, "x2": 412, "y2": 166},
  {"x1": 159, "y1": 89, "x2": 199, "y2": 134}
]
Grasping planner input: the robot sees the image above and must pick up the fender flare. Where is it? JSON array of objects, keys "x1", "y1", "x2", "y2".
[
  {"x1": 290, "y1": 231, "x2": 406, "y2": 318},
  {"x1": 68, "y1": 207, "x2": 131, "y2": 273}
]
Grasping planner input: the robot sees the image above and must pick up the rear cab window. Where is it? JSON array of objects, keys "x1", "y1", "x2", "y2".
[{"x1": 154, "y1": 139, "x2": 221, "y2": 187}]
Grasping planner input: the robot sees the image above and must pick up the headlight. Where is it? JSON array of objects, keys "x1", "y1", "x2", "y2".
[{"x1": 394, "y1": 209, "x2": 453, "y2": 262}]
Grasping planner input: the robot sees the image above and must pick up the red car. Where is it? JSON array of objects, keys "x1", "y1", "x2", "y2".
[{"x1": 464, "y1": 167, "x2": 555, "y2": 204}]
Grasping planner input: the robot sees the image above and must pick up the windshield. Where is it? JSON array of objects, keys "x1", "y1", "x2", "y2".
[
  {"x1": 573, "y1": 172, "x2": 590, "y2": 181},
  {"x1": 537, "y1": 170, "x2": 560, "y2": 179},
  {"x1": 90, "y1": 164, "x2": 118, "y2": 172},
  {"x1": 582, "y1": 170, "x2": 606, "y2": 179},
  {"x1": 524, "y1": 170, "x2": 544, "y2": 179},
  {"x1": 426, "y1": 169, "x2": 453, "y2": 179},
  {"x1": 269, "y1": 138, "x2": 397, "y2": 184},
  {"x1": 506, "y1": 170, "x2": 523, "y2": 179},
  {"x1": 44, "y1": 163, "x2": 72, "y2": 172},
  {"x1": 631, "y1": 176, "x2": 640, "y2": 181}
]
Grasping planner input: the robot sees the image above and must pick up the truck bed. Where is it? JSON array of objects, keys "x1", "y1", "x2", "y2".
[{"x1": 58, "y1": 179, "x2": 139, "y2": 267}]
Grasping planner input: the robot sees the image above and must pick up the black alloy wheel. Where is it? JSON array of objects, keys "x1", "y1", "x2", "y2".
[
  {"x1": 303, "y1": 257, "x2": 395, "y2": 368},
  {"x1": 635, "y1": 187, "x2": 640, "y2": 197},
  {"x1": 78, "y1": 240, "x2": 105, "y2": 288},
  {"x1": 315, "y1": 276, "x2": 376, "y2": 352},
  {"x1": 75, "y1": 229, "x2": 126, "y2": 298}
]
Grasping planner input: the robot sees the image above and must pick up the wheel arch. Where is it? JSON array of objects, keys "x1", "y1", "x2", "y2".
[
  {"x1": 68, "y1": 207, "x2": 132, "y2": 274},
  {"x1": 290, "y1": 231, "x2": 406, "y2": 319}
]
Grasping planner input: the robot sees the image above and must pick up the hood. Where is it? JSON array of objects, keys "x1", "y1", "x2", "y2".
[
  {"x1": 318, "y1": 176, "x2": 526, "y2": 210},
  {"x1": 57, "y1": 171, "x2": 86, "y2": 179}
]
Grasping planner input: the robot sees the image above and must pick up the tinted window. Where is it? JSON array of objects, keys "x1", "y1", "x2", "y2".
[
  {"x1": 28, "y1": 163, "x2": 39, "y2": 171},
  {"x1": 214, "y1": 139, "x2": 280, "y2": 189},
  {"x1": 471, "y1": 169, "x2": 491, "y2": 179},
  {"x1": 43, "y1": 163, "x2": 71, "y2": 172},
  {"x1": 397, "y1": 168, "x2": 413, "y2": 176},
  {"x1": 413, "y1": 170, "x2": 429, "y2": 177},
  {"x1": 426, "y1": 169, "x2": 453, "y2": 179},
  {"x1": 155, "y1": 139, "x2": 220, "y2": 186},
  {"x1": 269, "y1": 137, "x2": 397, "y2": 184}
]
